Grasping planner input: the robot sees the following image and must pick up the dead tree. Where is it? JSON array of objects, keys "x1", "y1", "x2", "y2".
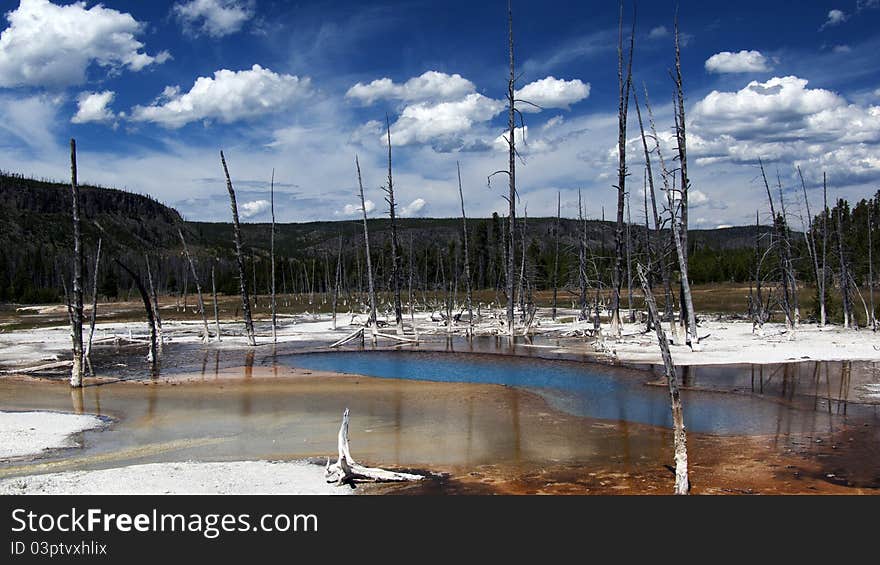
[
  {"x1": 178, "y1": 228, "x2": 210, "y2": 341},
  {"x1": 672, "y1": 11, "x2": 694, "y2": 335},
  {"x1": 85, "y1": 237, "x2": 101, "y2": 360},
  {"x1": 637, "y1": 263, "x2": 689, "y2": 495},
  {"x1": 518, "y1": 207, "x2": 528, "y2": 320},
  {"x1": 611, "y1": 1, "x2": 635, "y2": 337},
  {"x1": 382, "y1": 117, "x2": 404, "y2": 334},
  {"x1": 836, "y1": 199, "x2": 854, "y2": 328},
  {"x1": 634, "y1": 87, "x2": 674, "y2": 321},
  {"x1": 114, "y1": 259, "x2": 158, "y2": 368},
  {"x1": 356, "y1": 156, "x2": 378, "y2": 337},
  {"x1": 332, "y1": 235, "x2": 342, "y2": 330},
  {"x1": 69, "y1": 139, "x2": 84, "y2": 388},
  {"x1": 821, "y1": 173, "x2": 830, "y2": 326},
  {"x1": 626, "y1": 191, "x2": 634, "y2": 323},
  {"x1": 457, "y1": 161, "x2": 474, "y2": 336},
  {"x1": 646, "y1": 97, "x2": 696, "y2": 347},
  {"x1": 270, "y1": 169, "x2": 277, "y2": 343},
  {"x1": 145, "y1": 255, "x2": 163, "y2": 350},
  {"x1": 870, "y1": 200, "x2": 876, "y2": 330},
  {"x1": 504, "y1": 0, "x2": 517, "y2": 337},
  {"x1": 578, "y1": 189, "x2": 589, "y2": 321},
  {"x1": 220, "y1": 150, "x2": 256, "y2": 346},
  {"x1": 552, "y1": 191, "x2": 561, "y2": 320},
  {"x1": 759, "y1": 160, "x2": 796, "y2": 329},
  {"x1": 797, "y1": 167, "x2": 825, "y2": 326},
  {"x1": 211, "y1": 263, "x2": 221, "y2": 341}
]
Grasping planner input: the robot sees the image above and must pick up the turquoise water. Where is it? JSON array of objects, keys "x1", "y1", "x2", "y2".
[{"x1": 285, "y1": 351, "x2": 845, "y2": 436}]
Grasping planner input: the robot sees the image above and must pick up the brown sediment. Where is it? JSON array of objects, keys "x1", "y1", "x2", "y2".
[{"x1": 2, "y1": 361, "x2": 877, "y2": 494}]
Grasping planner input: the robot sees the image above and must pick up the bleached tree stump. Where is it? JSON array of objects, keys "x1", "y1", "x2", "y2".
[{"x1": 324, "y1": 408, "x2": 424, "y2": 485}]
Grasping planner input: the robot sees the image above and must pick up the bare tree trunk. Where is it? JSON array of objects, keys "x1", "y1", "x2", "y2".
[
  {"x1": 611, "y1": 1, "x2": 635, "y2": 337},
  {"x1": 666, "y1": 179, "x2": 700, "y2": 350},
  {"x1": 626, "y1": 191, "x2": 634, "y2": 323},
  {"x1": 145, "y1": 255, "x2": 163, "y2": 350},
  {"x1": 578, "y1": 189, "x2": 588, "y2": 321},
  {"x1": 356, "y1": 156, "x2": 378, "y2": 339},
  {"x1": 178, "y1": 228, "x2": 210, "y2": 341},
  {"x1": 332, "y1": 235, "x2": 342, "y2": 330},
  {"x1": 408, "y1": 233, "x2": 419, "y2": 341},
  {"x1": 506, "y1": 0, "x2": 517, "y2": 338},
  {"x1": 759, "y1": 160, "x2": 795, "y2": 329},
  {"x1": 114, "y1": 259, "x2": 157, "y2": 368},
  {"x1": 383, "y1": 118, "x2": 404, "y2": 334},
  {"x1": 837, "y1": 201, "x2": 853, "y2": 329},
  {"x1": 552, "y1": 191, "x2": 560, "y2": 321},
  {"x1": 518, "y1": 208, "x2": 528, "y2": 321},
  {"x1": 270, "y1": 169, "x2": 277, "y2": 343},
  {"x1": 211, "y1": 263, "x2": 221, "y2": 341},
  {"x1": 672, "y1": 13, "x2": 692, "y2": 336},
  {"x1": 457, "y1": 161, "x2": 474, "y2": 336},
  {"x1": 869, "y1": 200, "x2": 876, "y2": 330},
  {"x1": 798, "y1": 167, "x2": 824, "y2": 326},
  {"x1": 69, "y1": 139, "x2": 84, "y2": 388},
  {"x1": 637, "y1": 263, "x2": 689, "y2": 495},
  {"x1": 220, "y1": 150, "x2": 256, "y2": 346},
  {"x1": 634, "y1": 87, "x2": 674, "y2": 321},
  {"x1": 821, "y1": 173, "x2": 828, "y2": 326},
  {"x1": 85, "y1": 237, "x2": 102, "y2": 360}
]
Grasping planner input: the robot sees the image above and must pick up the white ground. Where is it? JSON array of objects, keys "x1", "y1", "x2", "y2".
[
  {"x1": 0, "y1": 411, "x2": 105, "y2": 460},
  {"x1": 0, "y1": 461, "x2": 351, "y2": 495},
  {"x1": 2, "y1": 307, "x2": 880, "y2": 369}
]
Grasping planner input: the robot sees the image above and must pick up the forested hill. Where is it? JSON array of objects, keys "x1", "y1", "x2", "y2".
[{"x1": 0, "y1": 172, "x2": 778, "y2": 304}]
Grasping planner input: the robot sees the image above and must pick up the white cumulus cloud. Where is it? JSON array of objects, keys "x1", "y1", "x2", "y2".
[
  {"x1": 346, "y1": 71, "x2": 475, "y2": 105},
  {"x1": 690, "y1": 75, "x2": 880, "y2": 184},
  {"x1": 240, "y1": 199, "x2": 270, "y2": 218},
  {"x1": 390, "y1": 93, "x2": 505, "y2": 146},
  {"x1": 339, "y1": 200, "x2": 376, "y2": 216},
  {"x1": 173, "y1": 0, "x2": 253, "y2": 38},
  {"x1": 400, "y1": 198, "x2": 426, "y2": 216},
  {"x1": 0, "y1": 0, "x2": 169, "y2": 88},
  {"x1": 515, "y1": 77, "x2": 591, "y2": 112},
  {"x1": 131, "y1": 65, "x2": 311, "y2": 128},
  {"x1": 704, "y1": 50, "x2": 770, "y2": 73},
  {"x1": 820, "y1": 9, "x2": 848, "y2": 30},
  {"x1": 71, "y1": 91, "x2": 118, "y2": 125}
]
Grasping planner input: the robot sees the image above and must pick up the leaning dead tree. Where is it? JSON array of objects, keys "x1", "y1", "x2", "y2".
[
  {"x1": 85, "y1": 237, "x2": 102, "y2": 361},
  {"x1": 332, "y1": 235, "x2": 343, "y2": 330},
  {"x1": 114, "y1": 259, "x2": 158, "y2": 368},
  {"x1": 798, "y1": 167, "x2": 825, "y2": 326},
  {"x1": 611, "y1": 0, "x2": 635, "y2": 337},
  {"x1": 382, "y1": 117, "x2": 404, "y2": 335},
  {"x1": 145, "y1": 254, "x2": 164, "y2": 350},
  {"x1": 633, "y1": 87, "x2": 674, "y2": 322},
  {"x1": 637, "y1": 263, "x2": 689, "y2": 495},
  {"x1": 356, "y1": 156, "x2": 378, "y2": 337},
  {"x1": 457, "y1": 161, "x2": 474, "y2": 336},
  {"x1": 211, "y1": 262, "x2": 221, "y2": 341},
  {"x1": 324, "y1": 408, "x2": 423, "y2": 485},
  {"x1": 220, "y1": 150, "x2": 257, "y2": 346},
  {"x1": 178, "y1": 228, "x2": 210, "y2": 341},
  {"x1": 69, "y1": 139, "x2": 85, "y2": 388}
]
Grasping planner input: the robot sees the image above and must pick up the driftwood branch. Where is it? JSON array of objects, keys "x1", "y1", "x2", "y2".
[{"x1": 324, "y1": 408, "x2": 424, "y2": 485}]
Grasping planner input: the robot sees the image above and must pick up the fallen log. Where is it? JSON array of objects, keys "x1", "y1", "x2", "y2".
[
  {"x1": 1, "y1": 360, "x2": 73, "y2": 375},
  {"x1": 328, "y1": 328, "x2": 364, "y2": 348},
  {"x1": 324, "y1": 408, "x2": 424, "y2": 485}
]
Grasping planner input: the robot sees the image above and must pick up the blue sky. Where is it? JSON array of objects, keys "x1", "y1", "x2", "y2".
[{"x1": 1, "y1": 0, "x2": 879, "y2": 228}]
